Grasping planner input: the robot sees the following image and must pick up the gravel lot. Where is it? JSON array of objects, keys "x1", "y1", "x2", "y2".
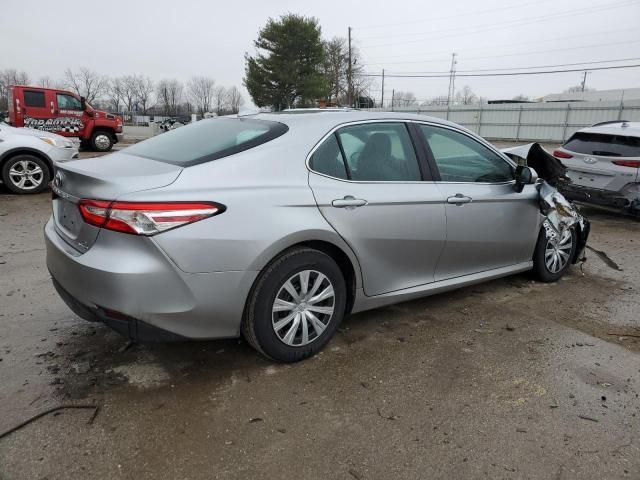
[{"x1": 0, "y1": 145, "x2": 639, "y2": 479}]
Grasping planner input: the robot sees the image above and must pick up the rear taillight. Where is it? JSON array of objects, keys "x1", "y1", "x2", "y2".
[
  {"x1": 612, "y1": 159, "x2": 640, "y2": 168},
  {"x1": 553, "y1": 149, "x2": 573, "y2": 159},
  {"x1": 79, "y1": 200, "x2": 223, "y2": 235}
]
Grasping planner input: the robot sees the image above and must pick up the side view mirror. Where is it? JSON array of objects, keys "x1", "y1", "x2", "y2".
[
  {"x1": 514, "y1": 166, "x2": 538, "y2": 193},
  {"x1": 80, "y1": 96, "x2": 87, "y2": 111}
]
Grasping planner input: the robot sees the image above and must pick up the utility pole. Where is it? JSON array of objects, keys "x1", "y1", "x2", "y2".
[
  {"x1": 381, "y1": 69, "x2": 385, "y2": 109},
  {"x1": 447, "y1": 52, "x2": 457, "y2": 105},
  {"x1": 580, "y1": 71, "x2": 590, "y2": 92},
  {"x1": 391, "y1": 89, "x2": 395, "y2": 111},
  {"x1": 348, "y1": 26, "x2": 353, "y2": 107}
]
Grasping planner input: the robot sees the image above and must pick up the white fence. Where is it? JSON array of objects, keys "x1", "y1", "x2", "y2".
[{"x1": 368, "y1": 99, "x2": 640, "y2": 143}]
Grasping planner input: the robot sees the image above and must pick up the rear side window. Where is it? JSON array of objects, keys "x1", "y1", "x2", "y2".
[
  {"x1": 125, "y1": 118, "x2": 288, "y2": 166},
  {"x1": 24, "y1": 90, "x2": 45, "y2": 108},
  {"x1": 310, "y1": 134, "x2": 349, "y2": 179},
  {"x1": 337, "y1": 123, "x2": 421, "y2": 181},
  {"x1": 564, "y1": 132, "x2": 640, "y2": 157}
]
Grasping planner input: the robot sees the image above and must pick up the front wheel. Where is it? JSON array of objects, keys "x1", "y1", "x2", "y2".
[
  {"x1": 1, "y1": 154, "x2": 50, "y2": 194},
  {"x1": 90, "y1": 131, "x2": 113, "y2": 152},
  {"x1": 242, "y1": 247, "x2": 347, "y2": 362},
  {"x1": 532, "y1": 221, "x2": 576, "y2": 282}
]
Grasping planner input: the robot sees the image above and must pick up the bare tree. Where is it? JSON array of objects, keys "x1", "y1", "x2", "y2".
[
  {"x1": 512, "y1": 94, "x2": 530, "y2": 102},
  {"x1": 0, "y1": 69, "x2": 31, "y2": 110},
  {"x1": 107, "y1": 77, "x2": 124, "y2": 112},
  {"x1": 64, "y1": 67, "x2": 108, "y2": 103},
  {"x1": 392, "y1": 91, "x2": 417, "y2": 108},
  {"x1": 213, "y1": 86, "x2": 228, "y2": 115},
  {"x1": 134, "y1": 76, "x2": 154, "y2": 114},
  {"x1": 156, "y1": 79, "x2": 183, "y2": 116},
  {"x1": 37, "y1": 76, "x2": 56, "y2": 88},
  {"x1": 323, "y1": 37, "x2": 347, "y2": 103},
  {"x1": 226, "y1": 86, "x2": 245, "y2": 114},
  {"x1": 454, "y1": 85, "x2": 478, "y2": 105},
  {"x1": 187, "y1": 76, "x2": 215, "y2": 116},
  {"x1": 564, "y1": 85, "x2": 594, "y2": 93}
]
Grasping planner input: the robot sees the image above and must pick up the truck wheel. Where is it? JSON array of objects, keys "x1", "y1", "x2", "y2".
[
  {"x1": 1, "y1": 154, "x2": 50, "y2": 194},
  {"x1": 91, "y1": 131, "x2": 113, "y2": 152}
]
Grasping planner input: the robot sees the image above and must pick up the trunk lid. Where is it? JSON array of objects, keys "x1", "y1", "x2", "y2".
[{"x1": 51, "y1": 152, "x2": 183, "y2": 252}]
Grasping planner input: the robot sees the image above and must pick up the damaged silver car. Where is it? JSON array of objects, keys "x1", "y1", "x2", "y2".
[
  {"x1": 46, "y1": 111, "x2": 589, "y2": 362},
  {"x1": 552, "y1": 121, "x2": 640, "y2": 216}
]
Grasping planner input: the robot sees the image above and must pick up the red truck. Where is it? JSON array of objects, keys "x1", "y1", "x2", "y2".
[{"x1": 8, "y1": 85, "x2": 123, "y2": 152}]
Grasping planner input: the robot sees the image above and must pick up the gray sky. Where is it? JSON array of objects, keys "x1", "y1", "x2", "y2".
[{"x1": 2, "y1": 0, "x2": 640, "y2": 103}]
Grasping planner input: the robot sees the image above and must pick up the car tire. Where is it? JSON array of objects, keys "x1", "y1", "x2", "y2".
[
  {"x1": 1, "y1": 154, "x2": 50, "y2": 194},
  {"x1": 532, "y1": 221, "x2": 577, "y2": 282},
  {"x1": 242, "y1": 247, "x2": 347, "y2": 362},
  {"x1": 90, "y1": 130, "x2": 113, "y2": 152}
]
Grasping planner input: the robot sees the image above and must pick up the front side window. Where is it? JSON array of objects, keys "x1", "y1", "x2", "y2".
[
  {"x1": 336, "y1": 123, "x2": 421, "y2": 181},
  {"x1": 420, "y1": 125, "x2": 513, "y2": 183},
  {"x1": 24, "y1": 90, "x2": 45, "y2": 108},
  {"x1": 57, "y1": 93, "x2": 82, "y2": 110},
  {"x1": 125, "y1": 117, "x2": 288, "y2": 166}
]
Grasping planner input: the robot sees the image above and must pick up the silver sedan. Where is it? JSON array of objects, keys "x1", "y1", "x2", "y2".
[{"x1": 46, "y1": 111, "x2": 585, "y2": 362}]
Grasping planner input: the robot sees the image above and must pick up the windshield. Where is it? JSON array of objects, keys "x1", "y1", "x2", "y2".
[{"x1": 125, "y1": 117, "x2": 289, "y2": 166}]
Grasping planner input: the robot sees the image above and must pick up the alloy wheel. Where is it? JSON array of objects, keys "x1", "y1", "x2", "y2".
[
  {"x1": 544, "y1": 228, "x2": 573, "y2": 274},
  {"x1": 8, "y1": 160, "x2": 44, "y2": 191},
  {"x1": 271, "y1": 270, "x2": 335, "y2": 347}
]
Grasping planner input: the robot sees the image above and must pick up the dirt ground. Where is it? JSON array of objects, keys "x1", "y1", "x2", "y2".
[{"x1": 0, "y1": 147, "x2": 639, "y2": 479}]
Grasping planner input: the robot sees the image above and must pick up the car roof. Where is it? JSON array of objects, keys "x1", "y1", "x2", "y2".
[
  {"x1": 576, "y1": 121, "x2": 640, "y2": 138},
  {"x1": 251, "y1": 110, "x2": 463, "y2": 132}
]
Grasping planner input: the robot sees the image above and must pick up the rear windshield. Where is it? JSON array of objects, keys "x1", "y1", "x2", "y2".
[
  {"x1": 125, "y1": 117, "x2": 288, "y2": 166},
  {"x1": 564, "y1": 132, "x2": 640, "y2": 157}
]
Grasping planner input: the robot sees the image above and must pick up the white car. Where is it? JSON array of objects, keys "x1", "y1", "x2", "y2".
[
  {"x1": 553, "y1": 121, "x2": 640, "y2": 215},
  {"x1": 0, "y1": 122, "x2": 79, "y2": 194}
]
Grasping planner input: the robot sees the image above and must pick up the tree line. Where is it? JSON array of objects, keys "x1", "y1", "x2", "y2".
[{"x1": 0, "y1": 68, "x2": 245, "y2": 117}]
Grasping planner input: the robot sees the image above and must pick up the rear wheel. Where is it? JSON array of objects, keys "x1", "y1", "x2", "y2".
[
  {"x1": 532, "y1": 221, "x2": 576, "y2": 282},
  {"x1": 242, "y1": 247, "x2": 347, "y2": 362},
  {"x1": 90, "y1": 130, "x2": 113, "y2": 152},
  {"x1": 1, "y1": 154, "x2": 50, "y2": 194}
]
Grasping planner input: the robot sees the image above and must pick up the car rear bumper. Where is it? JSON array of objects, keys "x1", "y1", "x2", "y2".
[
  {"x1": 561, "y1": 183, "x2": 640, "y2": 214},
  {"x1": 45, "y1": 217, "x2": 258, "y2": 340},
  {"x1": 115, "y1": 132, "x2": 124, "y2": 143}
]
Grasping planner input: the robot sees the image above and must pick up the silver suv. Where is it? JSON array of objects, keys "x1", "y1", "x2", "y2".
[
  {"x1": 0, "y1": 122, "x2": 79, "y2": 194},
  {"x1": 554, "y1": 121, "x2": 640, "y2": 215}
]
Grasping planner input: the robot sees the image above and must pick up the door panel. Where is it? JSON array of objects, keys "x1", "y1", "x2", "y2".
[
  {"x1": 415, "y1": 123, "x2": 540, "y2": 281},
  {"x1": 309, "y1": 172, "x2": 446, "y2": 295},
  {"x1": 434, "y1": 182, "x2": 540, "y2": 281}
]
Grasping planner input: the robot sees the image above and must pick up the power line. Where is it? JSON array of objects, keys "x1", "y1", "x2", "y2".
[
  {"x1": 381, "y1": 57, "x2": 640, "y2": 76},
  {"x1": 361, "y1": 28, "x2": 639, "y2": 65},
  {"x1": 363, "y1": 39, "x2": 640, "y2": 69},
  {"x1": 361, "y1": 63, "x2": 640, "y2": 78},
  {"x1": 355, "y1": 0, "x2": 556, "y2": 30},
  {"x1": 359, "y1": 0, "x2": 639, "y2": 48}
]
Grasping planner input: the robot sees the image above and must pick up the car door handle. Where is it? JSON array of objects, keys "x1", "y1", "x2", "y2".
[
  {"x1": 332, "y1": 196, "x2": 368, "y2": 208},
  {"x1": 447, "y1": 194, "x2": 472, "y2": 205}
]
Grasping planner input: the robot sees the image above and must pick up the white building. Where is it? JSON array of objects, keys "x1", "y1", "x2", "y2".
[{"x1": 542, "y1": 88, "x2": 640, "y2": 103}]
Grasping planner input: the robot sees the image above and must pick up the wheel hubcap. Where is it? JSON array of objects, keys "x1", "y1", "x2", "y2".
[
  {"x1": 544, "y1": 225, "x2": 572, "y2": 274},
  {"x1": 8, "y1": 160, "x2": 44, "y2": 190},
  {"x1": 272, "y1": 270, "x2": 335, "y2": 347},
  {"x1": 95, "y1": 134, "x2": 110, "y2": 150}
]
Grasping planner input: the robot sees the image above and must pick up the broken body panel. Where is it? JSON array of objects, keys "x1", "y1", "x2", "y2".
[{"x1": 502, "y1": 143, "x2": 590, "y2": 264}]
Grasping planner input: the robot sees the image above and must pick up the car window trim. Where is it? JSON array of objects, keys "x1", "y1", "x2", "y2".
[
  {"x1": 333, "y1": 131, "x2": 352, "y2": 180},
  {"x1": 306, "y1": 119, "x2": 430, "y2": 184},
  {"x1": 413, "y1": 121, "x2": 517, "y2": 185}
]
